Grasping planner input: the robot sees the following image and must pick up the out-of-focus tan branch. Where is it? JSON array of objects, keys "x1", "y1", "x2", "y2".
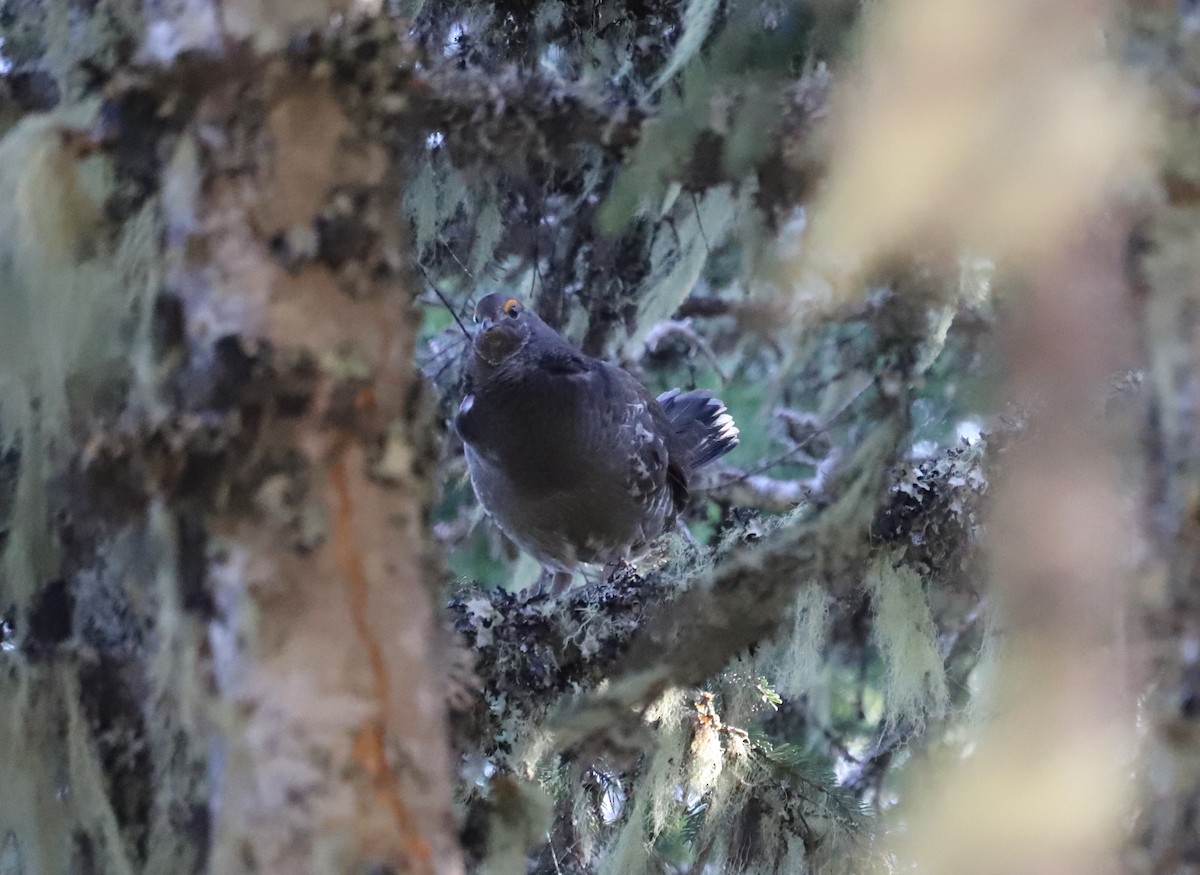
[
  {"x1": 902, "y1": 221, "x2": 1137, "y2": 875},
  {"x1": 811, "y1": 0, "x2": 1153, "y2": 287},
  {"x1": 801, "y1": 0, "x2": 1150, "y2": 870}
]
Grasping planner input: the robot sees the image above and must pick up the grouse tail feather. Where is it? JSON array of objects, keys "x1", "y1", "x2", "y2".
[{"x1": 657, "y1": 388, "x2": 740, "y2": 469}]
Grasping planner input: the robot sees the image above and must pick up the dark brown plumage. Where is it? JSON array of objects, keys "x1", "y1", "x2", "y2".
[{"x1": 455, "y1": 293, "x2": 739, "y2": 593}]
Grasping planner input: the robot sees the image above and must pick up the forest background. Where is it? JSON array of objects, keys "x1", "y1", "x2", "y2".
[{"x1": 0, "y1": 0, "x2": 1195, "y2": 873}]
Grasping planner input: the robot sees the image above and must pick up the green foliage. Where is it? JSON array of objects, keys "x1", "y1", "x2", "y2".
[{"x1": 756, "y1": 676, "x2": 783, "y2": 710}]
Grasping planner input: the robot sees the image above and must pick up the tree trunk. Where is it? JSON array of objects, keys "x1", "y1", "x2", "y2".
[{"x1": 0, "y1": 7, "x2": 461, "y2": 875}]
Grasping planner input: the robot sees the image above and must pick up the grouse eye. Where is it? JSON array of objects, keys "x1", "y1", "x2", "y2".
[{"x1": 502, "y1": 298, "x2": 521, "y2": 317}]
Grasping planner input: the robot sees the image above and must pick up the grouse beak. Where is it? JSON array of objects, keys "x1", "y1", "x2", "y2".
[{"x1": 472, "y1": 315, "x2": 522, "y2": 364}]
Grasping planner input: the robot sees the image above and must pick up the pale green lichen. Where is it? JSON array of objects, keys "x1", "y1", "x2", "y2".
[
  {"x1": 962, "y1": 601, "x2": 1003, "y2": 733},
  {"x1": 643, "y1": 688, "x2": 690, "y2": 840},
  {"x1": 482, "y1": 777, "x2": 552, "y2": 875},
  {"x1": 469, "y1": 191, "x2": 504, "y2": 277},
  {"x1": 686, "y1": 721, "x2": 725, "y2": 798},
  {"x1": 44, "y1": 0, "x2": 143, "y2": 102},
  {"x1": 404, "y1": 148, "x2": 473, "y2": 267},
  {"x1": 598, "y1": 793, "x2": 649, "y2": 875},
  {"x1": 0, "y1": 106, "x2": 159, "y2": 601},
  {"x1": 775, "y1": 584, "x2": 831, "y2": 706},
  {"x1": 624, "y1": 186, "x2": 742, "y2": 356},
  {"x1": 865, "y1": 556, "x2": 949, "y2": 727},
  {"x1": 406, "y1": 153, "x2": 442, "y2": 261},
  {"x1": 651, "y1": 0, "x2": 721, "y2": 92}
]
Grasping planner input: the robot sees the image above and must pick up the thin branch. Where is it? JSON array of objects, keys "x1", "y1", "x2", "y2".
[{"x1": 417, "y1": 264, "x2": 472, "y2": 339}]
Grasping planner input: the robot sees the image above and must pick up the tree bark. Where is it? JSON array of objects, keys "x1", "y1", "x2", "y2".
[{"x1": 0, "y1": 9, "x2": 461, "y2": 875}]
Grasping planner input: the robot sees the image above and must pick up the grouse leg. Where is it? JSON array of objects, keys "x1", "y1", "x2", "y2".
[
  {"x1": 601, "y1": 558, "x2": 636, "y2": 582},
  {"x1": 548, "y1": 569, "x2": 575, "y2": 595},
  {"x1": 673, "y1": 517, "x2": 698, "y2": 546}
]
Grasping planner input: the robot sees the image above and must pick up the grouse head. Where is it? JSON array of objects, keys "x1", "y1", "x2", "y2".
[{"x1": 471, "y1": 293, "x2": 539, "y2": 366}]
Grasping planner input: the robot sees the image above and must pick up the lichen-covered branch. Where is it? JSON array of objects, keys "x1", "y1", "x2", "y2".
[{"x1": 449, "y1": 380, "x2": 995, "y2": 763}]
